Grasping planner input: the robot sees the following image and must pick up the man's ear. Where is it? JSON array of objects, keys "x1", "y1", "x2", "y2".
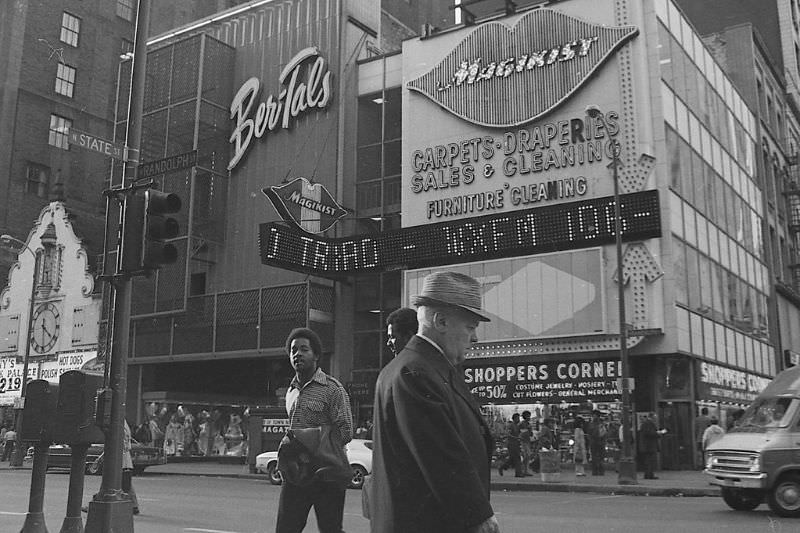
[{"x1": 432, "y1": 310, "x2": 448, "y2": 331}]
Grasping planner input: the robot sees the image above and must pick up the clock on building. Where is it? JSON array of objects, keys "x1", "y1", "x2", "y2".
[{"x1": 30, "y1": 302, "x2": 60, "y2": 354}]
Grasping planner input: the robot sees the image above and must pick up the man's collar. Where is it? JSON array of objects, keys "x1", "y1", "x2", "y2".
[
  {"x1": 289, "y1": 367, "x2": 326, "y2": 389},
  {"x1": 415, "y1": 333, "x2": 456, "y2": 369}
]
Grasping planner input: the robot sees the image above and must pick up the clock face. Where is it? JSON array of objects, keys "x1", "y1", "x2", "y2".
[{"x1": 30, "y1": 302, "x2": 60, "y2": 354}]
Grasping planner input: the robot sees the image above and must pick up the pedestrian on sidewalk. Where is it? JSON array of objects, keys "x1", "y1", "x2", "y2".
[
  {"x1": 519, "y1": 411, "x2": 533, "y2": 476},
  {"x1": 639, "y1": 412, "x2": 667, "y2": 479},
  {"x1": 701, "y1": 418, "x2": 725, "y2": 458},
  {"x1": 498, "y1": 413, "x2": 523, "y2": 477},
  {"x1": 587, "y1": 410, "x2": 607, "y2": 476},
  {"x1": 573, "y1": 416, "x2": 587, "y2": 476},
  {"x1": 369, "y1": 271, "x2": 500, "y2": 533},
  {"x1": 694, "y1": 407, "x2": 712, "y2": 467},
  {"x1": 122, "y1": 419, "x2": 140, "y2": 514},
  {"x1": 2, "y1": 427, "x2": 16, "y2": 462},
  {"x1": 275, "y1": 327, "x2": 353, "y2": 533}
]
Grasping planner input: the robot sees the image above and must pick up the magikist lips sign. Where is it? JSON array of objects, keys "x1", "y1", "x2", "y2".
[
  {"x1": 406, "y1": 9, "x2": 638, "y2": 128},
  {"x1": 262, "y1": 177, "x2": 347, "y2": 234}
]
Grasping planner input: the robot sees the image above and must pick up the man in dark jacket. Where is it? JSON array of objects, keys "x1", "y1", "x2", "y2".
[
  {"x1": 370, "y1": 271, "x2": 499, "y2": 533},
  {"x1": 639, "y1": 412, "x2": 666, "y2": 479}
]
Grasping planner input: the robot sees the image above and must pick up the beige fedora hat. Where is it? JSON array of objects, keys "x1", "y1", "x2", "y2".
[{"x1": 412, "y1": 271, "x2": 491, "y2": 321}]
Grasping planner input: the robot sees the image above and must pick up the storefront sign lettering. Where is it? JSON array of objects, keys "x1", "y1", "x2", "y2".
[
  {"x1": 228, "y1": 47, "x2": 332, "y2": 170},
  {"x1": 464, "y1": 359, "x2": 623, "y2": 404},
  {"x1": 409, "y1": 113, "x2": 618, "y2": 220},
  {"x1": 697, "y1": 361, "x2": 770, "y2": 403},
  {"x1": 436, "y1": 37, "x2": 599, "y2": 92},
  {"x1": 406, "y1": 9, "x2": 638, "y2": 127}
]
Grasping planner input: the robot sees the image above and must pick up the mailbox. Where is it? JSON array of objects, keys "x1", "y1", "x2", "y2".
[
  {"x1": 53, "y1": 370, "x2": 105, "y2": 444},
  {"x1": 21, "y1": 380, "x2": 59, "y2": 442}
]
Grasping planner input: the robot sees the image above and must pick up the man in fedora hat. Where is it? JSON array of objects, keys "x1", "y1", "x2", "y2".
[{"x1": 369, "y1": 271, "x2": 500, "y2": 533}]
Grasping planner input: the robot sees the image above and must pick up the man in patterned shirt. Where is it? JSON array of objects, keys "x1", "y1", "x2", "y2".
[{"x1": 276, "y1": 327, "x2": 353, "y2": 533}]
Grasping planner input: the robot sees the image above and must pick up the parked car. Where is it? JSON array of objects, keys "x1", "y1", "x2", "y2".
[
  {"x1": 256, "y1": 438, "x2": 372, "y2": 489},
  {"x1": 28, "y1": 439, "x2": 166, "y2": 476}
]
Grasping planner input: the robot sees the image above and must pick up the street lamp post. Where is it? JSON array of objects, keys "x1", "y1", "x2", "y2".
[
  {"x1": 0, "y1": 234, "x2": 37, "y2": 467},
  {"x1": 585, "y1": 106, "x2": 637, "y2": 485}
]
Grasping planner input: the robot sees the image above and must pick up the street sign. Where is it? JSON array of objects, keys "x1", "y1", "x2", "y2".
[
  {"x1": 616, "y1": 377, "x2": 635, "y2": 391},
  {"x1": 138, "y1": 150, "x2": 198, "y2": 179},
  {"x1": 68, "y1": 129, "x2": 126, "y2": 161}
]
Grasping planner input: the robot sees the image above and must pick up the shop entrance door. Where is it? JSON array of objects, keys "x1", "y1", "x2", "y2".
[{"x1": 658, "y1": 402, "x2": 693, "y2": 470}]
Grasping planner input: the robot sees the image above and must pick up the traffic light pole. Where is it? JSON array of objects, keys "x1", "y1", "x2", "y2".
[{"x1": 85, "y1": 0, "x2": 150, "y2": 531}]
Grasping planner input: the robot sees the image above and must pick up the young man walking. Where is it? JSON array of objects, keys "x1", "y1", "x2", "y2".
[{"x1": 276, "y1": 327, "x2": 353, "y2": 533}]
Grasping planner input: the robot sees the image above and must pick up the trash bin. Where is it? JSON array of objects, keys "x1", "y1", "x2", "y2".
[{"x1": 538, "y1": 449, "x2": 561, "y2": 482}]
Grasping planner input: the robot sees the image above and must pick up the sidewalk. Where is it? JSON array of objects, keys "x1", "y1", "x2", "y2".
[{"x1": 0, "y1": 460, "x2": 718, "y2": 497}]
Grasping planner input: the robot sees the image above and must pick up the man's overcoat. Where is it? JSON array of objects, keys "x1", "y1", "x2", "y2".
[{"x1": 369, "y1": 335, "x2": 494, "y2": 533}]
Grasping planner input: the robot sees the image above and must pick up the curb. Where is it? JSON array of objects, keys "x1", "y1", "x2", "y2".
[
  {"x1": 491, "y1": 481, "x2": 719, "y2": 497},
  {"x1": 141, "y1": 470, "x2": 720, "y2": 497},
  {"x1": 2, "y1": 465, "x2": 719, "y2": 497}
]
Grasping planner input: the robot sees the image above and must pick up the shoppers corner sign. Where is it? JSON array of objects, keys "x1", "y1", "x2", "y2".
[
  {"x1": 228, "y1": 47, "x2": 332, "y2": 170},
  {"x1": 406, "y1": 9, "x2": 638, "y2": 128}
]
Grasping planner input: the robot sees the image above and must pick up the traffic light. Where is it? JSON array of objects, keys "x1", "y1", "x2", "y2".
[
  {"x1": 119, "y1": 191, "x2": 145, "y2": 273},
  {"x1": 142, "y1": 189, "x2": 181, "y2": 270}
]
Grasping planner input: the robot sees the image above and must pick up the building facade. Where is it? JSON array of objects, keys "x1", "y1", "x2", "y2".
[
  {"x1": 0, "y1": 0, "x2": 136, "y2": 290},
  {"x1": 358, "y1": 0, "x2": 781, "y2": 470},
  {"x1": 116, "y1": 0, "x2": 800, "y2": 470}
]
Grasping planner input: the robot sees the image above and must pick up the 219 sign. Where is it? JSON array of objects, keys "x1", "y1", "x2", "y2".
[{"x1": 0, "y1": 376, "x2": 22, "y2": 393}]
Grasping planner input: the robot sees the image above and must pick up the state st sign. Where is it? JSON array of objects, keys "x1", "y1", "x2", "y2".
[{"x1": 68, "y1": 129, "x2": 126, "y2": 161}]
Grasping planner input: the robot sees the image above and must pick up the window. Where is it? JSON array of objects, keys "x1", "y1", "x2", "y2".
[
  {"x1": 48, "y1": 115, "x2": 71, "y2": 150},
  {"x1": 116, "y1": 0, "x2": 134, "y2": 21},
  {"x1": 55, "y1": 63, "x2": 76, "y2": 97},
  {"x1": 25, "y1": 163, "x2": 49, "y2": 197},
  {"x1": 60, "y1": 12, "x2": 80, "y2": 47}
]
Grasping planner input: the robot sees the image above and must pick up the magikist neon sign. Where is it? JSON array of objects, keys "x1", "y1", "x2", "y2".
[{"x1": 228, "y1": 47, "x2": 332, "y2": 170}]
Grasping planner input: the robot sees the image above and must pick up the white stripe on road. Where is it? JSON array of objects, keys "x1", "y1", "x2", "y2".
[
  {"x1": 0, "y1": 511, "x2": 27, "y2": 516},
  {"x1": 184, "y1": 529, "x2": 244, "y2": 533}
]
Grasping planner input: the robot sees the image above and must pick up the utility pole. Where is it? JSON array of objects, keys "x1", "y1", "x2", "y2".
[{"x1": 84, "y1": 0, "x2": 151, "y2": 530}]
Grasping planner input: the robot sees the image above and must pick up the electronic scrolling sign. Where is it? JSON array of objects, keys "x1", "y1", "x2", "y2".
[{"x1": 259, "y1": 190, "x2": 661, "y2": 276}]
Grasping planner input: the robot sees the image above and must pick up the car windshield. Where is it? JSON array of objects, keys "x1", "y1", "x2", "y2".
[{"x1": 736, "y1": 397, "x2": 797, "y2": 429}]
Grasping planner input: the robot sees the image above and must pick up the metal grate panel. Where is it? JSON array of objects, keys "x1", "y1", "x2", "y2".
[
  {"x1": 171, "y1": 36, "x2": 201, "y2": 104},
  {"x1": 141, "y1": 110, "x2": 168, "y2": 162},
  {"x1": 197, "y1": 101, "x2": 230, "y2": 175},
  {"x1": 192, "y1": 170, "x2": 227, "y2": 243},
  {"x1": 167, "y1": 102, "x2": 196, "y2": 155},
  {"x1": 201, "y1": 36, "x2": 236, "y2": 107},
  {"x1": 260, "y1": 285, "x2": 308, "y2": 349},
  {"x1": 144, "y1": 47, "x2": 172, "y2": 112},
  {"x1": 215, "y1": 290, "x2": 259, "y2": 352},
  {"x1": 132, "y1": 316, "x2": 172, "y2": 356},
  {"x1": 172, "y1": 295, "x2": 214, "y2": 354},
  {"x1": 310, "y1": 283, "x2": 334, "y2": 313}
]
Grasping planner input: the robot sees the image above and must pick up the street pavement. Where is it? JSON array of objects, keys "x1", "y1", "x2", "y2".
[
  {"x1": 1, "y1": 463, "x2": 772, "y2": 533},
  {"x1": 0, "y1": 459, "x2": 717, "y2": 497}
]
